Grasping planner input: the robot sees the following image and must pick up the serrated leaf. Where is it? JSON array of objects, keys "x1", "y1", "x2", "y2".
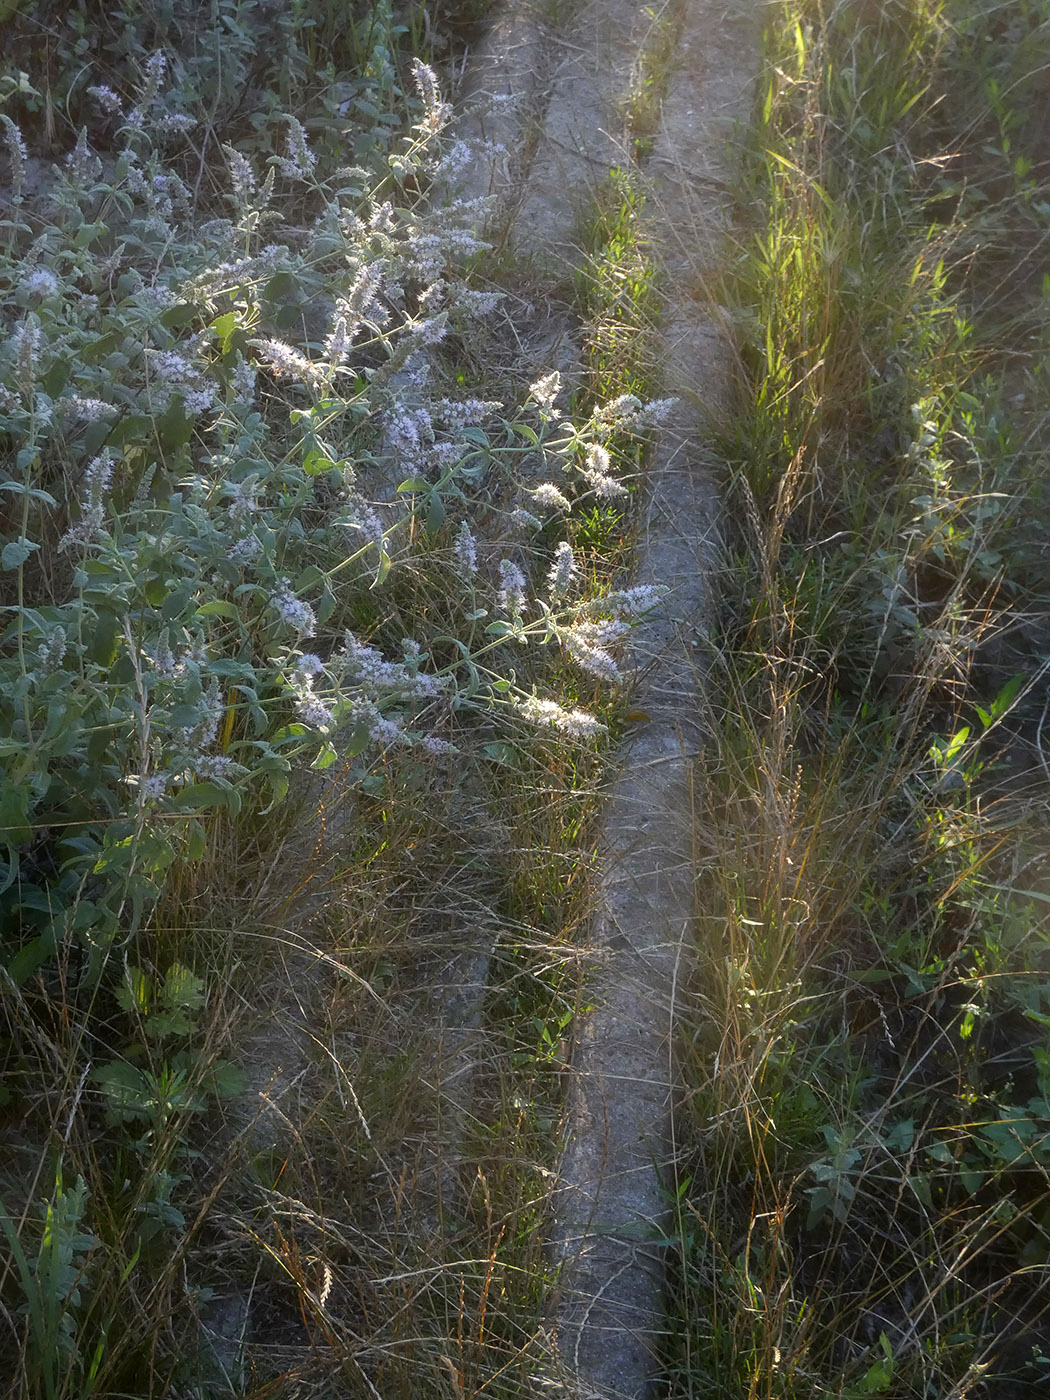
[
  {"x1": 162, "y1": 963, "x2": 206, "y2": 1013},
  {"x1": 207, "y1": 1060, "x2": 247, "y2": 1099},
  {"x1": 312, "y1": 742, "x2": 339, "y2": 770},
  {"x1": 294, "y1": 565, "x2": 324, "y2": 592},
  {"x1": 116, "y1": 965, "x2": 152, "y2": 1015}
]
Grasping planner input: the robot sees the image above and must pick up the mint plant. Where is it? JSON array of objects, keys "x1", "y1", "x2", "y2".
[{"x1": 1, "y1": 50, "x2": 665, "y2": 992}]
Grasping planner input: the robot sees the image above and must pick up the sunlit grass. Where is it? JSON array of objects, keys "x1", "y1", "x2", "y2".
[{"x1": 669, "y1": 0, "x2": 1050, "y2": 1394}]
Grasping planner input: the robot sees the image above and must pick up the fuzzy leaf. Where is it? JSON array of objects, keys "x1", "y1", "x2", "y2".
[{"x1": 2, "y1": 538, "x2": 38, "y2": 569}]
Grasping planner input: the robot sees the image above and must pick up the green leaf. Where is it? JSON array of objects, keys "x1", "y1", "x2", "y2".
[
  {"x1": 172, "y1": 781, "x2": 242, "y2": 817},
  {"x1": 161, "y1": 586, "x2": 193, "y2": 622},
  {"x1": 0, "y1": 784, "x2": 31, "y2": 845},
  {"x1": 206, "y1": 1060, "x2": 247, "y2": 1099},
  {"x1": 7, "y1": 929, "x2": 58, "y2": 986},
  {"x1": 482, "y1": 742, "x2": 521, "y2": 768},
  {"x1": 116, "y1": 966, "x2": 152, "y2": 1016},
  {"x1": 159, "y1": 302, "x2": 201, "y2": 329},
  {"x1": 95, "y1": 1061, "x2": 150, "y2": 1121},
  {"x1": 372, "y1": 543, "x2": 391, "y2": 588},
  {"x1": 42, "y1": 358, "x2": 72, "y2": 397},
  {"x1": 0, "y1": 482, "x2": 57, "y2": 507},
  {"x1": 157, "y1": 400, "x2": 192, "y2": 453},
  {"x1": 74, "y1": 221, "x2": 108, "y2": 249},
  {"x1": 195, "y1": 600, "x2": 240, "y2": 620},
  {"x1": 981, "y1": 674, "x2": 1025, "y2": 727},
  {"x1": 294, "y1": 565, "x2": 324, "y2": 592},
  {"x1": 144, "y1": 576, "x2": 168, "y2": 607},
  {"x1": 397, "y1": 476, "x2": 430, "y2": 493},
  {"x1": 167, "y1": 703, "x2": 205, "y2": 728},
  {"x1": 263, "y1": 271, "x2": 297, "y2": 304},
  {"x1": 2, "y1": 538, "x2": 38, "y2": 569},
  {"x1": 312, "y1": 743, "x2": 339, "y2": 770},
  {"x1": 317, "y1": 587, "x2": 336, "y2": 628},
  {"x1": 162, "y1": 963, "x2": 206, "y2": 1014},
  {"x1": 210, "y1": 311, "x2": 239, "y2": 354},
  {"x1": 81, "y1": 329, "x2": 122, "y2": 365},
  {"x1": 184, "y1": 819, "x2": 207, "y2": 862}
]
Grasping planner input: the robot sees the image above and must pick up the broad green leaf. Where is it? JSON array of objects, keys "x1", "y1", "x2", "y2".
[
  {"x1": 196, "y1": 600, "x2": 240, "y2": 620},
  {"x1": 159, "y1": 302, "x2": 201, "y2": 329},
  {"x1": 2, "y1": 538, "x2": 38, "y2": 569},
  {"x1": 0, "y1": 785, "x2": 31, "y2": 845},
  {"x1": 210, "y1": 310, "x2": 238, "y2": 353}
]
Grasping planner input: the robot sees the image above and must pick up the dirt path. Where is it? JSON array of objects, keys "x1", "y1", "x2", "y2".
[{"x1": 457, "y1": 1, "x2": 757, "y2": 1394}]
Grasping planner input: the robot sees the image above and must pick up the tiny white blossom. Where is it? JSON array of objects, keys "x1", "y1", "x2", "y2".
[
  {"x1": 453, "y1": 521, "x2": 478, "y2": 578},
  {"x1": 498, "y1": 559, "x2": 527, "y2": 616},
  {"x1": 195, "y1": 754, "x2": 239, "y2": 780},
  {"x1": 223, "y1": 144, "x2": 257, "y2": 204},
  {"x1": 270, "y1": 579, "x2": 316, "y2": 636},
  {"x1": 56, "y1": 396, "x2": 114, "y2": 423},
  {"x1": 370, "y1": 714, "x2": 402, "y2": 745},
  {"x1": 547, "y1": 541, "x2": 577, "y2": 599},
  {"x1": 2, "y1": 115, "x2": 27, "y2": 201},
  {"x1": 156, "y1": 111, "x2": 196, "y2": 137},
  {"x1": 565, "y1": 639, "x2": 621, "y2": 684},
  {"x1": 529, "y1": 371, "x2": 561, "y2": 418},
  {"x1": 591, "y1": 393, "x2": 642, "y2": 429},
  {"x1": 228, "y1": 535, "x2": 262, "y2": 566},
  {"x1": 421, "y1": 735, "x2": 457, "y2": 755},
  {"x1": 531, "y1": 483, "x2": 571, "y2": 513},
  {"x1": 278, "y1": 116, "x2": 316, "y2": 180},
  {"x1": 519, "y1": 696, "x2": 606, "y2": 740},
  {"x1": 411, "y1": 58, "x2": 451, "y2": 134},
  {"x1": 295, "y1": 653, "x2": 325, "y2": 679},
  {"x1": 297, "y1": 695, "x2": 334, "y2": 729},
  {"x1": 250, "y1": 338, "x2": 327, "y2": 389},
  {"x1": 510, "y1": 507, "x2": 543, "y2": 532},
  {"x1": 435, "y1": 397, "x2": 502, "y2": 428},
  {"x1": 231, "y1": 361, "x2": 257, "y2": 402},
  {"x1": 590, "y1": 584, "x2": 665, "y2": 617},
  {"x1": 88, "y1": 85, "x2": 124, "y2": 116}
]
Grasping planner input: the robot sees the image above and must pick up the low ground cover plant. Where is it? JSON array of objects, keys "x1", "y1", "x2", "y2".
[{"x1": 669, "y1": 0, "x2": 1050, "y2": 1395}]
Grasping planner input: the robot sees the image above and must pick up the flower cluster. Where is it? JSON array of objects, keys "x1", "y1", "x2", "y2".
[
  {"x1": 59, "y1": 451, "x2": 115, "y2": 550},
  {"x1": 547, "y1": 541, "x2": 577, "y2": 600},
  {"x1": 518, "y1": 696, "x2": 606, "y2": 740},
  {"x1": 0, "y1": 36, "x2": 678, "y2": 897},
  {"x1": 411, "y1": 59, "x2": 452, "y2": 135},
  {"x1": 270, "y1": 580, "x2": 317, "y2": 636},
  {"x1": 498, "y1": 559, "x2": 528, "y2": 617}
]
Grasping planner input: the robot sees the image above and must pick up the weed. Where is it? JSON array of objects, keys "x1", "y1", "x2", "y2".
[{"x1": 669, "y1": 0, "x2": 1050, "y2": 1394}]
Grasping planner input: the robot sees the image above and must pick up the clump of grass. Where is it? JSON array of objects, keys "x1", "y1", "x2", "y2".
[
  {"x1": 669, "y1": 0, "x2": 1050, "y2": 1395},
  {"x1": 622, "y1": 0, "x2": 687, "y2": 159}
]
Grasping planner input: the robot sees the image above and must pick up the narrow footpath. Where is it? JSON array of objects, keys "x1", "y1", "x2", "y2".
[{"x1": 456, "y1": 1, "x2": 758, "y2": 1394}]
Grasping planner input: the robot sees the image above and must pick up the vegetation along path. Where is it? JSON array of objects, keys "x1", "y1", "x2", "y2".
[
  {"x1": 455, "y1": 0, "x2": 756, "y2": 1393},
  {"x1": 6, "y1": 1, "x2": 1050, "y2": 1398}
]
